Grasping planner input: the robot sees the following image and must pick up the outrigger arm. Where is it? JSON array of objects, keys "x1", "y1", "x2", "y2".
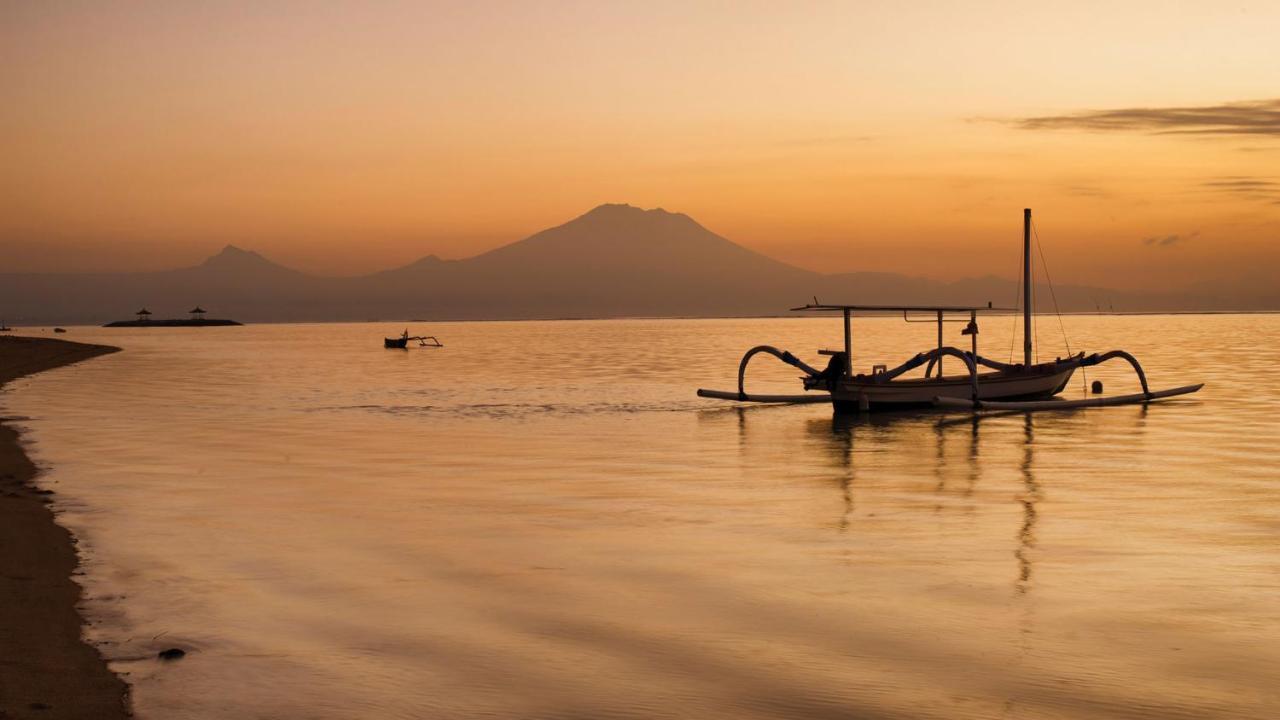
[
  {"x1": 697, "y1": 343, "x2": 981, "y2": 405},
  {"x1": 861, "y1": 346, "x2": 979, "y2": 396},
  {"x1": 933, "y1": 348, "x2": 1205, "y2": 411},
  {"x1": 736, "y1": 346, "x2": 823, "y2": 397},
  {"x1": 696, "y1": 345, "x2": 829, "y2": 403}
]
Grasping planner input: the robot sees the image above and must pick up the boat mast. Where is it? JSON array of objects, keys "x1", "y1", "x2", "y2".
[
  {"x1": 1023, "y1": 208, "x2": 1032, "y2": 367},
  {"x1": 843, "y1": 308, "x2": 852, "y2": 377}
]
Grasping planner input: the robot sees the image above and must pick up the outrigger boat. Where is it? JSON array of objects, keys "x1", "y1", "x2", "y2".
[
  {"x1": 698, "y1": 209, "x2": 1203, "y2": 413},
  {"x1": 384, "y1": 331, "x2": 443, "y2": 349}
]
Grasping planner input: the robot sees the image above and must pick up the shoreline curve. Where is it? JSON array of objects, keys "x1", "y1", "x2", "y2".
[{"x1": 0, "y1": 335, "x2": 129, "y2": 719}]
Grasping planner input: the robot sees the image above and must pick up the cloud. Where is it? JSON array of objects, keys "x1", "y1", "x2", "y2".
[
  {"x1": 1201, "y1": 176, "x2": 1280, "y2": 203},
  {"x1": 1142, "y1": 230, "x2": 1198, "y2": 248},
  {"x1": 1203, "y1": 178, "x2": 1279, "y2": 189},
  {"x1": 1014, "y1": 98, "x2": 1280, "y2": 137},
  {"x1": 1060, "y1": 184, "x2": 1110, "y2": 198}
]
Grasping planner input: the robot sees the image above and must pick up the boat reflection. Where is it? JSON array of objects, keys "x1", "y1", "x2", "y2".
[
  {"x1": 1016, "y1": 413, "x2": 1038, "y2": 595},
  {"x1": 713, "y1": 402, "x2": 1151, "y2": 599},
  {"x1": 761, "y1": 408, "x2": 1046, "y2": 593}
]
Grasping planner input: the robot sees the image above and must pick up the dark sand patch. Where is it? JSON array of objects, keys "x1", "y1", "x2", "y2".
[{"x1": 1, "y1": 335, "x2": 129, "y2": 719}]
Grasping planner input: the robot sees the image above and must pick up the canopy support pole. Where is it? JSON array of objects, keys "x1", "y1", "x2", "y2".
[
  {"x1": 970, "y1": 310, "x2": 978, "y2": 361},
  {"x1": 843, "y1": 308, "x2": 852, "y2": 378},
  {"x1": 935, "y1": 310, "x2": 943, "y2": 377}
]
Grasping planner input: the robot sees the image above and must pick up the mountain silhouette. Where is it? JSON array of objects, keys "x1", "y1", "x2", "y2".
[
  {"x1": 193, "y1": 245, "x2": 302, "y2": 277},
  {"x1": 362, "y1": 204, "x2": 817, "y2": 319},
  {"x1": 471, "y1": 204, "x2": 809, "y2": 277},
  {"x1": 0, "y1": 204, "x2": 1265, "y2": 324}
]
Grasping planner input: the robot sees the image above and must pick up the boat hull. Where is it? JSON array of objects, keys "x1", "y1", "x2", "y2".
[
  {"x1": 384, "y1": 337, "x2": 409, "y2": 349},
  {"x1": 831, "y1": 364, "x2": 1075, "y2": 412}
]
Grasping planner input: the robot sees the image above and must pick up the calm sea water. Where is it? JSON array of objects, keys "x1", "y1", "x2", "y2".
[{"x1": 6, "y1": 316, "x2": 1279, "y2": 719}]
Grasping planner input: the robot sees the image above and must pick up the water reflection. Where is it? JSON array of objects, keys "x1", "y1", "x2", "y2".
[
  {"x1": 818, "y1": 414, "x2": 856, "y2": 532},
  {"x1": 796, "y1": 410, "x2": 1051, "y2": 596},
  {"x1": 1016, "y1": 413, "x2": 1039, "y2": 595},
  {"x1": 1009, "y1": 414, "x2": 1040, "y2": 720},
  {"x1": 717, "y1": 402, "x2": 1202, "y2": 615}
]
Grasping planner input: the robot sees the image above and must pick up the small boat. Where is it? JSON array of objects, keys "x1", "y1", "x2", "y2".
[
  {"x1": 384, "y1": 332, "x2": 443, "y2": 349},
  {"x1": 698, "y1": 209, "x2": 1202, "y2": 413},
  {"x1": 53, "y1": 327, "x2": 67, "y2": 333}
]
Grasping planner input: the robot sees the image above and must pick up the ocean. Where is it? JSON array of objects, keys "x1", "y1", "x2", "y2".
[{"x1": 6, "y1": 316, "x2": 1278, "y2": 719}]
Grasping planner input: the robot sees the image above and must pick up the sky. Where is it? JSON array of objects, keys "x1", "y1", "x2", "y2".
[{"x1": 3, "y1": 1, "x2": 1279, "y2": 295}]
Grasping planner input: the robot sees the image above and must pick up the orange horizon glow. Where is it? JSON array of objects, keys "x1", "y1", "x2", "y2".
[{"x1": 3, "y1": 2, "x2": 1279, "y2": 296}]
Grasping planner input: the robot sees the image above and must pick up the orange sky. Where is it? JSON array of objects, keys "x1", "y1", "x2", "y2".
[{"x1": 3, "y1": 2, "x2": 1278, "y2": 294}]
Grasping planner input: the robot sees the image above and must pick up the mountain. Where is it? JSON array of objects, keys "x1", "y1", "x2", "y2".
[
  {"x1": 0, "y1": 204, "x2": 1266, "y2": 324},
  {"x1": 365, "y1": 204, "x2": 817, "y2": 319},
  {"x1": 0, "y1": 244, "x2": 325, "y2": 324},
  {"x1": 189, "y1": 245, "x2": 302, "y2": 278}
]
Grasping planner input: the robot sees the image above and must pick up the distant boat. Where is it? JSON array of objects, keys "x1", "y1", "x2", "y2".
[
  {"x1": 384, "y1": 331, "x2": 442, "y2": 349},
  {"x1": 698, "y1": 209, "x2": 1202, "y2": 413},
  {"x1": 53, "y1": 327, "x2": 67, "y2": 333}
]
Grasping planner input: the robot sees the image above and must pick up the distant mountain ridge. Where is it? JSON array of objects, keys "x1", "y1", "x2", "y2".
[
  {"x1": 0, "y1": 204, "x2": 1270, "y2": 324},
  {"x1": 195, "y1": 245, "x2": 300, "y2": 275}
]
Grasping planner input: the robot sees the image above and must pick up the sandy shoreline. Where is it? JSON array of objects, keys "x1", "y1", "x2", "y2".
[{"x1": 0, "y1": 336, "x2": 129, "y2": 719}]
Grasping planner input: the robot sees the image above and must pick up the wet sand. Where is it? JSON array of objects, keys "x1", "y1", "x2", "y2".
[{"x1": 0, "y1": 335, "x2": 128, "y2": 719}]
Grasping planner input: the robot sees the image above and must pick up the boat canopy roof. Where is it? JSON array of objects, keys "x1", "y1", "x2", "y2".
[{"x1": 790, "y1": 303, "x2": 1016, "y2": 313}]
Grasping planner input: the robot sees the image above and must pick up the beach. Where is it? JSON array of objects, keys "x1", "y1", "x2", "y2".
[{"x1": 0, "y1": 335, "x2": 127, "y2": 719}]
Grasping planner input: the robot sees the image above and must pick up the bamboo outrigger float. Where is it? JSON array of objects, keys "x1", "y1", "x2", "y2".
[{"x1": 697, "y1": 209, "x2": 1203, "y2": 413}]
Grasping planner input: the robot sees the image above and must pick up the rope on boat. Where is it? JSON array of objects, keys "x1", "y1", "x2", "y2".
[
  {"x1": 1031, "y1": 218, "x2": 1072, "y2": 359},
  {"x1": 1032, "y1": 217, "x2": 1090, "y2": 393},
  {"x1": 1008, "y1": 246, "x2": 1022, "y2": 365}
]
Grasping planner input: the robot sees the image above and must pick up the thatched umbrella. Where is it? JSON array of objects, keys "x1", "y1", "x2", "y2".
[{"x1": 189, "y1": 306, "x2": 206, "y2": 320}]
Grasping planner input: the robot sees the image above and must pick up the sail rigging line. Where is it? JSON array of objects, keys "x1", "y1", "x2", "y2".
[
  {"x1": 1009, "y1": 233, "x2": 1024, "y2": 364},
  {"x1": 1031, "y1": 218, "x2": 1087, "y2": 391},
  {"x1": 1033, "y1": 253, "x2": 1039, "y2": 363},
  {"x1": 1030, "y1": 219, "x2": 1072, "y2": 357}
]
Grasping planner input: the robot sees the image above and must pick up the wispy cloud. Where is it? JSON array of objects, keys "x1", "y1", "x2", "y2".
[
  {"x1": 1060, "y1": 184, "x2": 1110, "y2": 198},
  {"x1": 1014, "y1": 99, "x2": 1280, "y2": 137},
  {"x1": 1203, "y1": 178, "x2": 1279, "y2": 190},
  {"x1": 1142, "y1": 231, "x2": 1198, "y2": 248},
  {"x1": 1201, "y1": 176, "x2": 1280, "y2": 204}
]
